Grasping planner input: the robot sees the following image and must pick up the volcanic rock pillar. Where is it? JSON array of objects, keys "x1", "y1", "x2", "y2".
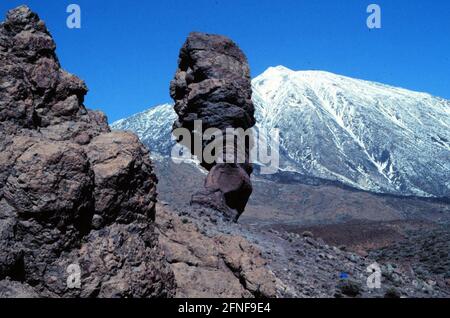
[{"x1": 170, "y1": 32, "x2": 256, "y2": 221}]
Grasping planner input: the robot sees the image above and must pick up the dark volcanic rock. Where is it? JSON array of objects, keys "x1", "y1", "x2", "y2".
[
  {"x1": 170, "y1": 32, "x2": 256, "y2": 221},
  {"x1": 170, "y1": 32, "x2": 255, "y2": 131},
  {"x1": 369, "y1": 225, "x2": 450, "y2": 288},
  {"x1": 0, "y1": 6, "x2": 175, "y2": 297},
  {"x1": 335, "y1": 279, "x2": 362, "y2": 298}
]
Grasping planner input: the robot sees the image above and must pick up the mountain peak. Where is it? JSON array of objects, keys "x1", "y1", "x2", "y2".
[
  {"x1": 114, "y1": 67, "x2": 450, "y2": 199},
  {"x1": 270, "y1": 65, "x2": 293, "y2": 72},
  {"x1": 259, "y1": 65, "x2": 293, "y2": 78}
]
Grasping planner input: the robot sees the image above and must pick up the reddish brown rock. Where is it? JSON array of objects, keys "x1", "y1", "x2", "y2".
[
  {"x1": 156, "y1": 203, "x2": 277, "y2": 298},
  {"x1": 170, "y1": 32, "x2": 256, "y2": 221},
  {"x1": 0, "y1": 6, "x2": 175, "y2": 298}
]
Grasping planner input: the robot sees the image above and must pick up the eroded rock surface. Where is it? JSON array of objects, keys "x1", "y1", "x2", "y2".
[
  {"x1": 0, "y1": 6, "x2": 175, "y2": 297},
  {"x1": 157, "y1": 199, "x2": 450, "y2": 298},
  {"x1": 156, "y1": 203, "x2": 277, "y2": 298},
  {"x1": 170, "y1": 32, "x2": 256, "y2": 221}
]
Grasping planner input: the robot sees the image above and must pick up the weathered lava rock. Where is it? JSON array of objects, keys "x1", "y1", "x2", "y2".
[
  {"x1": 0, "y1": 6, "x2": 175, "y2": 297},
  {"x1": 156, "y1": 203, "x2": 277, "y2": 298},
  {"x1": 170, "y1": 32, "x2": 256, "y2": 221}
]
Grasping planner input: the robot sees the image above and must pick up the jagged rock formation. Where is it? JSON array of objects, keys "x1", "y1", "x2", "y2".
[
  {"x1": 170, "y1": 32, "x2": 256, "y2": 221},
  {"x1": 0, "y1": 6, "x2": 175, "y2": 297}
]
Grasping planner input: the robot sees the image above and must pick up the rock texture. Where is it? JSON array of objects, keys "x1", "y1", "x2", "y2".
[
  {"x1": 0, "y1": 6, "x2": 175, "y2": 297},
  {"x1": 170, "y1": 32, "x2": 256, "y2": 221},
  {"x1": 156, "y1": 203, "x2": 277, "y2": 298},
  {"x1": 154, "y1": 196, "x2": 450, "y2": 298},
  {"x1": 369, "y1": 225, "x2": 450, "y2": 290}
]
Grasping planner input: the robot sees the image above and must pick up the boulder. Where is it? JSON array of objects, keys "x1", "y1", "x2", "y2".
[{"x1": 0, "y1": 6, "x2": 175, "y2": 298}]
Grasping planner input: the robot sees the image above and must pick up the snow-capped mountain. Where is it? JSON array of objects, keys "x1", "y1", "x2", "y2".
[
  {"x1": 111, "y1": 66, "x2": 450, "y2": 198},
  {"x1": 112, "y1": 103, "x2": 177, "y2": 157}
]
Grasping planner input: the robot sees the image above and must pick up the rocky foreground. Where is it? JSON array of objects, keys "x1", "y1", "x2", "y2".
[
  {"x1": 156, "y1": 199, "x2": 450, "y2": 298},
  {"x1": 0, "y1": 6, "x2": 174, "y2": 297},
  {"x1": 0, "y1": 5, "x2": 276, "y2": 299},
  {"x1": 0, "y1": 6, "x2": 448, "y2": 298}
]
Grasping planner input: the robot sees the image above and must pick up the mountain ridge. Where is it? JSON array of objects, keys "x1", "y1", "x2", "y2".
[{"x1": 112, "y1": 66, "x2": 450, "y2": 199}]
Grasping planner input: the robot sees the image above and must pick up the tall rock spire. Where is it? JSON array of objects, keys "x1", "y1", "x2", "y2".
[
  {"x1": 0, "y1": 6, "x2": 175, "y2": 297},
  {"x1": 170, "y1": 32, "x2": 256, "y2": 221}
]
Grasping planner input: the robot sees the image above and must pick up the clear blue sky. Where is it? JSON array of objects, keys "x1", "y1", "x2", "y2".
[{"x1": 1, "y1": 0, "x2": 449, "y2": 122}]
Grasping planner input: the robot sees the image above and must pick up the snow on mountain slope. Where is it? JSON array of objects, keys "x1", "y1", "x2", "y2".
[
  {"x1": 111, "y1": 66, "x2": 450, "y2": 198},
  {"x1": 112, "y1": 103, "x2": 176, "y2": 157},
  {"x1": 253, "y1": 66, "x2": 450, "y2": 197}
]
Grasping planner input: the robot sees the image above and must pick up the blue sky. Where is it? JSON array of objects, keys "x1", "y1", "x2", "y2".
[{"x1": 1, "y1": 0, "x2": 449, "y2": 122}]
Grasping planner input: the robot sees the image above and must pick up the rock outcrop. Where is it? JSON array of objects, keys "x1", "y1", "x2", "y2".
[
  {"x1": 0, "y1": 6, "x2": 175, "y2": 297},
  {"x1": 170, "y1": 32, "x2": 256, "y2": 221},
  {"x1": 156, "y1": 203, "x2": 277, "y2": 298}
]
